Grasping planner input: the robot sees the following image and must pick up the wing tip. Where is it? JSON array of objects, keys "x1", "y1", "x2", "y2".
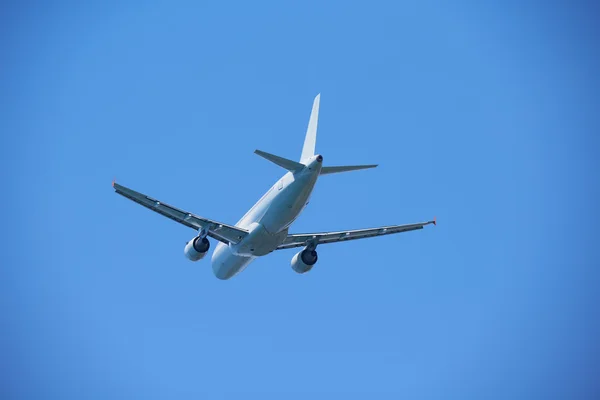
[
  {"x1": 433, "y1": 216, "x2": 437, "y2": 226},
  {"x1": 112, "y1": 178, "x2": 116, "y2": 188}
]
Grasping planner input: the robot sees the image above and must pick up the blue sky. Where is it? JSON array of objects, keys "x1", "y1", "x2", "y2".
[{"x1": 2, "y1": 1, "x2": 599, "y2": 399}]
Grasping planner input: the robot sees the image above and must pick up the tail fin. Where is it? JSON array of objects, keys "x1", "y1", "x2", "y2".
[
  {"x1": 320, "y1": 164, "x2": 378, "y2": 175},
  {"x1": 300, "y1": 94, "x2": 320, "y2": 163}
]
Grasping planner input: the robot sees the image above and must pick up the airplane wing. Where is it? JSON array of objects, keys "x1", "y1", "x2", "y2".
[
  {"x1": 113, "y1": 182, "x2": 248, "y2": 245},
  {"x1": 276, "y1": 219, "x2": 436, "y2": 250}
]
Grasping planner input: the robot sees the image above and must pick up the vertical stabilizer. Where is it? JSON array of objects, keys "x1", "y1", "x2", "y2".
[{"x1": 300, "y1": 94, "x2": 320, "y2": 163}]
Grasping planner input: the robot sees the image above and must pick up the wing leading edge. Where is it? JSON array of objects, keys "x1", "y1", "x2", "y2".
[
  {"x1": 113, "y1": 182, "x2": 248, "y2": 245},
  {"x1": 276, "y1": 219, "x2": 436, "y2": 250}
]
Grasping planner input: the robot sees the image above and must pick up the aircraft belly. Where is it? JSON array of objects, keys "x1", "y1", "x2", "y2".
[
  {"x1": 233, "y1": 222, "x2": 287, "y2": 256},
  {"x1": 213, "y1": 168, "x2": 318, "y2": 280},
  {"x1": 260, "y1": 178, "x2": 314, "y2": 233}
]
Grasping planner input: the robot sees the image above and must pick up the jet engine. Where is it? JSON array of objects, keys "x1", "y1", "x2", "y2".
[
  {"x1": 184, "y1": 236, "x2": 210, "y2": 261},
  {"x1": 291, "y1": 248, "x2": 318, "y2": 274}
]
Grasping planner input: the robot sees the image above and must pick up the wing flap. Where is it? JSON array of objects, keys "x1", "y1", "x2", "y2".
[
  {"x1": 113, "y1": 182, "x2": 248, "y2": 245},
  {"x1": 277, "y1": 220, "x2": 435, "y2": 250}
]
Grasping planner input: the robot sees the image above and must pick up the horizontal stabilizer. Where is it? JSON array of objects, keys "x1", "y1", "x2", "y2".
[
  {"x1": 320, "y1": 164, "x2": 378, "y2": 175},
  {"x1": 255, "y1": 150, "x2": 305, "y2": 172}
]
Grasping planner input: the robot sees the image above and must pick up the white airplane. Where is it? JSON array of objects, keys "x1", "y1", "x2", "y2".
[{"x1": 113, "y1": 94, "x2": 436, "y2": 279}]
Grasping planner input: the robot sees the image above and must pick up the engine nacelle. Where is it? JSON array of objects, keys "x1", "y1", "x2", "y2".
[
  {"x1": 184, "y1": 236, "x2": 210, "y2": 261},
  {"x1": 291, "y1": 248, "x2": 318, "y2": 274}
]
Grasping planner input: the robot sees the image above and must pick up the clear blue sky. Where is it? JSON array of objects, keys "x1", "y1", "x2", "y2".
[{"x1": 2, "y1": 1, "x2": 599, "y2": 399}]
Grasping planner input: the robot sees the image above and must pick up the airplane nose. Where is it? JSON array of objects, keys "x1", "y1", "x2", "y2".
[
  {"x1": 210, "y1": 243, "x2": 249, "y2": 280},
  {"x1": 214, "y1": 265, "x2": 236, "y2": 280},
  {"x1": 212, "y1": 255, "x2": 235, "y2": 280},
  {"x1": 211, "y1": 244, "x2": 229, "y2": 279}
]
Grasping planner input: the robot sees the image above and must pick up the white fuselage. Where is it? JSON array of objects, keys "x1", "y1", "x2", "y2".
[{"x1": 211, "y1": 155, "x2": 322, "y2": 279}]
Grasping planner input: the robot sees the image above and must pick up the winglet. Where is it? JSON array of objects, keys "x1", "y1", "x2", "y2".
[
  {"x1": 433, "y1": 216, "x2": 437, "y2": 226},
  {"x1": 112, "y1": 178, "x2": 116, "y2": 188}
]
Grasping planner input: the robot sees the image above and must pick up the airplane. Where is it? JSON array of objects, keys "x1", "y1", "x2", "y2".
[{"x1": 113, "y1": 94, "x2": 436, "y2": 280}]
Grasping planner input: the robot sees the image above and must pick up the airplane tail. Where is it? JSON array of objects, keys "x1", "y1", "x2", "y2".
[
  {"x1": 301, "y1": 94, "x2": 378, "y2": 175},
  {"x1": 255, "y1": 94, "x2": 377, "y2": 175},
  {"x1": 300, "y1": 93, "x2": 320, "y2": 163}
]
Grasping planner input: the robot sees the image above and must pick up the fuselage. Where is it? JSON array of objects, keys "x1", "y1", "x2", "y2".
[{"x1": 211, "y1": 155, "x2": 323, "y2": 279}]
